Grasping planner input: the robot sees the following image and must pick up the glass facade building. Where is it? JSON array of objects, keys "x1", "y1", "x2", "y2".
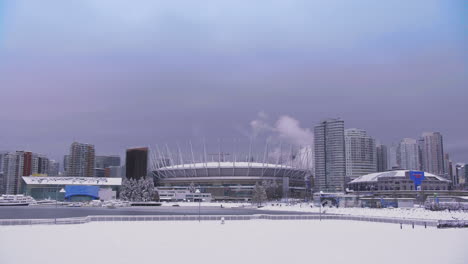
[{"x1": 314, "y1": 119, "x2": 346, "y2": 192}]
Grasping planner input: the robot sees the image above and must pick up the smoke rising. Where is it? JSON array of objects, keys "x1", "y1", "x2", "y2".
[{"x1": 249, "y1": 112, "x2": 314, "y2": 170}]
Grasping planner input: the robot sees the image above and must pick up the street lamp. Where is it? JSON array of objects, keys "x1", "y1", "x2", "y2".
[
  {"x1": 195, "y1": 189, "x2": 201, "y2": 222},
  {"x1": 319, "y1": 191, "x2": 323, "y2": 221}
]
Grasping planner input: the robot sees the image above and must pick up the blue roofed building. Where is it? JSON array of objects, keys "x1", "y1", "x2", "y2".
[{"x1": 21, "y1": 176, "x2": 121, "y2": 201}]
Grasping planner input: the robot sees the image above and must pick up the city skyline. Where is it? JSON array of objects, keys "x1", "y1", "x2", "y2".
[
  {"x1": 0, "y1": 1, "x2": 467, "y2": 163},
  {"x1": 0, "y1": 125, "x2": 465, "y2": 165}
]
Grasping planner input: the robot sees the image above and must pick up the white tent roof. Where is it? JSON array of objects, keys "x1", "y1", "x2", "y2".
[
  {"x1": 349, "y1": 170, "x2": 450, "y2": 184},
  {"x1": 158, "y1": 162, "x2": 294, "y2": 170}
]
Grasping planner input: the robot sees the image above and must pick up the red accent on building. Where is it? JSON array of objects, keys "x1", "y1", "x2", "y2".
[
  {"x1": 23, "y1": 152, "x2": 33, "y2": 176},
  {"x1": 105, "y1": 167, "x2": 111, "y2": 178}
]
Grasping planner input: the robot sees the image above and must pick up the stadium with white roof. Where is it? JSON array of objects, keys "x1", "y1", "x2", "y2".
[
  {"x1": 150, "y1": 142, "x2": 313, "y2": 201},
  {"x1": 154, "y1": 161, "x2": 311, "y2": 201}
]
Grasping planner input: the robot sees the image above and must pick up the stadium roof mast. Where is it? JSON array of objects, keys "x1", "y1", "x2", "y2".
[
  {"x1": 149, "y1": 146, "x2": 158, "y2": 178},
  {"x1": 165, "y1": 144, "x2": 178, "y2": 177},
  {"x1": 218, "y1": 138, "x2": 221, "y2": 176},
  {"x1": 232, "y1": 138, "x2": 237, "y2": 176},
  {"x1": 284, "y1": 144, "x2": 295, "y2": 178},
  {"x1": 247, "y1": 136, "x2": 253, "y2": 177},
  {"x1": 203, "y1": 139, "x2": 209, "y2": 177},
  {"x1": 189, "y1": 141, "x2": 198, "y2": 177},
  {"x1": 151, "y1": 145, "x2": 164, "y2": 178},
  {"x1": 176, "y1": 142, "x2": 187, "y2": 178},
  {"x1": 273, "y1": 141, "x2": 283, "y2": 177},
  {"x1": 261, "y1": 141, "x2": 269, "y2": 177},
  {"x1": 157, "y1": 144, "x2": 173, "y2": 178}
]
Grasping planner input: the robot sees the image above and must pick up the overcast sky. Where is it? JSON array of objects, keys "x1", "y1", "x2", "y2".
[{"x1": 0, "y1": 0, "x2": 467, "y2": 163}]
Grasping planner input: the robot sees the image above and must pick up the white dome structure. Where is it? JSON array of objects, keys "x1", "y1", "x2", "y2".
[{"x1": 348, "y1": 170, "x2": 450, "y2": 192}]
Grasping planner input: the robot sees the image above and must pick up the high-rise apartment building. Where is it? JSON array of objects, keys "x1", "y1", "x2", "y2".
[
  {"x1": 63, "y1": 155, "x2": 70, "y2": 173},
  {"x1": 397, "y1": 138, "x2": 420, "y2": 171},
  {"x1": 0, "y1": 151, "x2": 6, "y2": 174},
  {"x1": 66, "y1": 142, "x2": 95, "y2": 177},
  {"x1": 1, "y1": 152, "x2": 24, "y2": 194},
  {"x1": 345, "y1": 128, "x2": 377, "y2": 181},
  {"x1": 443, "y1": 153, "x2": 453, "y2": 180},
  {"x1": 419, "y1": 132, "x2": 445, "y2": 176},
  {"x1": 0, "y1": 152, "x2": 5, "y2": 193},
  {"x1": 376, "y1": 144, "x2": 388, "y2": 172},
  {"x1": 0, "y1": 151, "x2": 51, "y2": 194},
  {"x1": 125, "y1": 147, "x2": 148, "y2": 180},
  {"x1": 48, "y1": 160, "x2": 60, "y2": 176},
  {"x1": 387, "y1": 144, "x2": 399, "y2": 170},
  {"x1": 314, "y1": 119, "x2": 346, "y2": 192},
  {"x1": 456, "y1": 164, "x2": 468, "y2": 188}
]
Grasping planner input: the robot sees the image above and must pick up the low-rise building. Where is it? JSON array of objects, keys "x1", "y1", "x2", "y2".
[
  {"x1": 157, "y1": 187, "x2": 212, "y2": 202},
  {"x1": 22, "y1": 176, "x2": 121, "y2": 201},
  {"x1": 348, "y1": 170, "x2": 450, "y2": 192}
]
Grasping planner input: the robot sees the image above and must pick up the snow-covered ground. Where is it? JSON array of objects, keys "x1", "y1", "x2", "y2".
[
  {"x1": 259, "y1": 203, "x2": 468, "y2": 220},
  {"x1": 0, "y1": 220, "x2": 466, "y2": 264}
]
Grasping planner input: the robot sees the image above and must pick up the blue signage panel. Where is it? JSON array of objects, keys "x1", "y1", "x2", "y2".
[
  {"x1": 380, "y1": 198, "x2": 397, "y2": 208},
  {"x1": 409, "y1": 171, "x2": 425, "y2": 189},
  {"x1": 65, "y1": 185, "x2": 99, "y2": 199}
]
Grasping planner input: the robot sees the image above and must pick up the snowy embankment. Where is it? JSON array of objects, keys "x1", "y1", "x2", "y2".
[
  {"x1": 1, "y1": 220, "x2": 466, "y2": 264},
  {"x1": 259, "y1": 203, "x2": 468, "y2": 220},
  {"x1": 160, "y1": 201, "x2": 250, "y2": 208}
]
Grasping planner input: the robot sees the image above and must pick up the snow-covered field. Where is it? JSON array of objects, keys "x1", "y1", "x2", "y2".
[
  {"x1": 1, "y1": 220, "x2": 466, "y2": 264},
  {"x1": 259, "y1": 203, "x2": 468, "y2": 220}
]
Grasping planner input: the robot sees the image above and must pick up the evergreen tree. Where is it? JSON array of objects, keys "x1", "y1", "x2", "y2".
[
  {"x1": 120, "y1": 178, "x2": 156, "y2": 202},
  {"x1": 252, "y1": 182, "x2": 267, "y2": 206}
]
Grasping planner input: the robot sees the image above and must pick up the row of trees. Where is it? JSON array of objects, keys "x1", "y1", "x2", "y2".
[{"x1": 119, "y1": 179, "x2": 293, "y2": 204}]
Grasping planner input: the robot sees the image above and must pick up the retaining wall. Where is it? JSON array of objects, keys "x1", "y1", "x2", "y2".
[{"x1": 1, "y1": 214, "x2": 462, "y2": 228}]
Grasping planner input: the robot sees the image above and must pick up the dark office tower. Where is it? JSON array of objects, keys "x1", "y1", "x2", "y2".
[
  {"x1": 376, "y1": 144, "x2": 388, "y2": 172},
  {"x1": 314, "y1": 118, "x2": 346, "y2": 192},
  {"x1": 125, "y1": 147, "x2": 148, "y2": 180},
  {"x1": 37, "y1": 155, "x2": 49, "y2": 175}
]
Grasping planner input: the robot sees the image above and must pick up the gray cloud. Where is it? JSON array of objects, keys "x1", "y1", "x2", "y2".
[{"x1": 0, "y1": 0, "x2": 466, "y2": 163}]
